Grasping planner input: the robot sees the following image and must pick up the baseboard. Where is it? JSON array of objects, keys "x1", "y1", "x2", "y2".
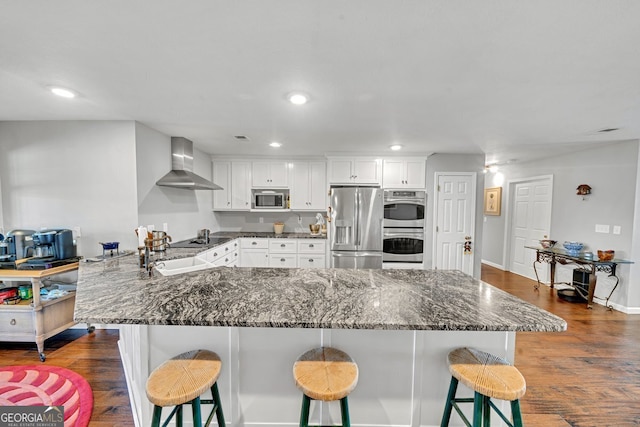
[{"x1": 481, "y1": 259, "x2": 505, "y2": 270}]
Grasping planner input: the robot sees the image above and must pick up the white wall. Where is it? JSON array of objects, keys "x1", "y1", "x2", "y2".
[
  {"x1": 482, "y1": 140, "x2": 640, "y2": 311},
  {"x1": 425, "y1": 153, "x2": 486, "y2": 278},
  {"x1": 135, "y1": 123, "x2": 217, "y2": 242},
  {"x1": 0, "y1": 121, "x2": 139, "y2": 257}
]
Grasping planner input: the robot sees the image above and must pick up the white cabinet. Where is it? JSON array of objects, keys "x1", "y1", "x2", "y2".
[
  {"x1": 212, "y1": 160, "x2": 232, "y2": 210},
  {"x1": 201, "y1": 239, "x2": 239, "y2": 267},
  {"x1": 290, "y1": 161, "x2": 327, "y2": 211},
  {"x1": 328, "y1": 158, "x2": 382, "y2": 185},
  {"x1": 252, "y1": 161, "x2": 289, "y2": 188},
  {"x1": 239, "y1": 238, "x2": 269, "y2": 267},
  {"x1": 231, "y1": 162, "x2": 252, "y2": 210},
  {"x1": 269, "y1": 239, "x2": 297, "y2": 268},
  {"x1": 297, "y1": 239, "x2": 326, "y2": 268},
  {"x1": 383, "y1": 159, "x2": 426, "y2": 189}
]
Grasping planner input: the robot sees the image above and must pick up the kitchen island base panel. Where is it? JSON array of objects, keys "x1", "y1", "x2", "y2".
[{"x1": 118, "y1": 325, "x2": 516, "y2": 427}]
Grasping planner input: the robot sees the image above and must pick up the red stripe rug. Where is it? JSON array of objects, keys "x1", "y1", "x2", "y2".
[{"x1": 0, "y1": 365, "x2": 93, "y2": 427}]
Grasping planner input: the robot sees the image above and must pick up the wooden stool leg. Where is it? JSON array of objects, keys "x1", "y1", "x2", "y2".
[
  {"x1": 440, "y1": 377, "x2": 459, "y2": 427},
  {"x1": 472, "y1": 392, "x2": 483, "y2": 427},
  {"x1": 482, "y1": 396, "x2": 490, "y2": 427},
  {"x1": 510, "y1": 400, "x2": 524, "y2": 427},
  {"x1": 340, "y1": 396, "x2": 351, "y2": 427},
  {"x1": 212, "y1": 382, "x2": 226, "y2": 426},
  {"x1": 191, "y1": 396, "x2": 202, "y2": 427},
  {"x1": 299, "y1": 394, "x2": 311, "y2": 427},
  {"x1": 151, "y1": 405, "x2": 162, "y2": 427}
]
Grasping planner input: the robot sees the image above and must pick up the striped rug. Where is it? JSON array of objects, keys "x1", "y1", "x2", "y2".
[{"x1": 0, "y1": 365, "x2": 93, "y2": 427}]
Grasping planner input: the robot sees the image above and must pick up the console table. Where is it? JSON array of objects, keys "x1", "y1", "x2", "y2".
[{"x1": 526, "y1": 246, "x2": 633, "y2": 309}]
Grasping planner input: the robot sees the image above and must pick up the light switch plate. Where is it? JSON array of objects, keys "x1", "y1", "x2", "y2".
[
  {"x1": 613, "y1": 225, "x2": 621, "y2": 235},
  {"x1": 595, "y1": 224, "x2": 610, "y2": 233}
]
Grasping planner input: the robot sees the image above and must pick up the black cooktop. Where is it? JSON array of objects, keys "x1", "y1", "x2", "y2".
[{"x1": 170, "y1": 237, "x2": 230, "y2": 249}]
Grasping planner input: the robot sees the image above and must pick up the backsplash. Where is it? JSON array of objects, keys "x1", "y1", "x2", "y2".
[{"x1": 214, "y1": 212, "x2": 324, "y2": 234}]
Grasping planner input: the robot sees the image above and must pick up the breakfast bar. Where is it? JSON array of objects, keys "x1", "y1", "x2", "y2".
[{"x1": 74, "y1": 252, "x2": 566, "y2": 427}]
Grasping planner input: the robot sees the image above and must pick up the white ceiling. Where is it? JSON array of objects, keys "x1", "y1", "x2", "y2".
[{"x1": 2, "y1": 1, "x2": 640, "y2": 164}]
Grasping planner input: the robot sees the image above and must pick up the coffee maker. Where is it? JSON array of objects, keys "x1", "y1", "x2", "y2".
[
  {"x1": 3, "y1": 229, "x2": 36, "y2": 261},
  {"x1": 27, "y1": 229, "x2": 76, "y2": 261}
]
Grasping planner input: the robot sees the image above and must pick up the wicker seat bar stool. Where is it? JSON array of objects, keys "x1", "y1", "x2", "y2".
[
  {"x1": 146, "y1": 349, "x2": 226, "y2": 427},
  {"x1": 441, "y1": 347, "x2": 526, "y2": 427},
  {"x1": 293, "y1": 347, "x2": 359, "y2": 427}
]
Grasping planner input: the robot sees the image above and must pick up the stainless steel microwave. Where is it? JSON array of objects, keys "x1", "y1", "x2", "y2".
[{"x1": 251, "y1": 189, "x2": 289, "y2": 209}]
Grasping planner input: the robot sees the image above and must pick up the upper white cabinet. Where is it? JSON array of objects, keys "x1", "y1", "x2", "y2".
[
  {"x1": 231, "y1": 161, "x2": 252, "y2": 210},
  {"x1": 212, "y1": 160, "x2": 232, "y2": 210},
  {"x1": 252, "y1": 161, "x2": 289, "y2": 188},
  {"x1": 289, "y1": 161, "x2": 327, "y2": 211},
  {"x1": 328, "y1": 158, "x2": 382, "y2": 185},
  {"x1": 382, "y1": 159, "x2": 426, "y2": 189}
]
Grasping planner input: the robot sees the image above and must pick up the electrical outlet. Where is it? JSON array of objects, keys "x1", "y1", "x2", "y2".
[
  {"x1": 259, "y1": 217, "x2": 264, "y2": 223},
  {"x1": 613, "y1": 225, "x2": 621, "y2": 235},
  {"x1": 163, "y1": 223, "x2": 168, "y2": 232},
  {"x1": 297, "y1": 216, "x2": 302, "y2": 224},
  {"x1": 73, "y1": 226, "x2": 81, "y2": 237},
  {"x1": 595, "y1": 224, "x2": 610, "y2": 233}
]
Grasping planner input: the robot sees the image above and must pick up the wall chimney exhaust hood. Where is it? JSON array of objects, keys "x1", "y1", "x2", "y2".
[{"x1": 156, "y1": 137, "x2": 222, "y2": 190}]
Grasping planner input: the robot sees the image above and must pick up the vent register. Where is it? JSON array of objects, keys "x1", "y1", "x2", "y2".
[{"x1": 156, "y1": 137, "x2": 222, "y2": 190}]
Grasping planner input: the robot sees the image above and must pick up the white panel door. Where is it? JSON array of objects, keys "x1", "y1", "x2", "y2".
[
  {"x1": 509, "y1": 177, "x2": 553, "y2": 280},
  {"x1": 434, "y1": 173, "x2": 476, "y2": 276}
]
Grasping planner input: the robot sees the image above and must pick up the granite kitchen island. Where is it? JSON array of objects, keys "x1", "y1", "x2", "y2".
[{"x1": 74, "y1": 251, "x2": 566, "y2": 427}]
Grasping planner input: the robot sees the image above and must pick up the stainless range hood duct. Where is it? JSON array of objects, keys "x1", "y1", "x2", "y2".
[{"x1": 156, "y1": 137, "x2": 222, "y2": 190}]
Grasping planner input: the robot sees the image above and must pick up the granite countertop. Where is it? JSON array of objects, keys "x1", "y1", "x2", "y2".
[{"x1": 74, "y1": 247, "x2": 566, "y2": 332}]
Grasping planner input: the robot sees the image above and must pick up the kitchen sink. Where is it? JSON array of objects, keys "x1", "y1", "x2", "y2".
[{"x1": 155, "y1": 256, "x2": 215, "y2": 276}]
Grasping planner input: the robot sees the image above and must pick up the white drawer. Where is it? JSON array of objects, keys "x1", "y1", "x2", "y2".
[
  {"x1": 212, "y1": 250, "x2": 239, "y2": 267},
  {"x1": 0, "y1": 310, "x2": 34, "y2": 335},
  {"x1": 241, "y1": 238, "x2": 269, "y2": 249},
  {"x1": 269, "y1": 239, "x2": 297, "y2": 253},
  {"x1": 297, "y1": 239, "x2": 326, "y2": 254},
  {"x1": 297, "y1": 255, "x2": 326, "y2": 268},
  {"x1": 269, "y1": 254, "x2": 297, "y2": 268},
  {"x1": 202, "y1": 239, "x2": 238, "y2": 262}
]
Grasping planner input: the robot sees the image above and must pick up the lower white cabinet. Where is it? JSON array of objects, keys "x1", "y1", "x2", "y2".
[
  {"x1": 269, "y1": 254, "x2": 297, "y2": 268},
  {"x1": 297, "y1": 239, "x2": 326, "y2": 268},
  {"x1": 200, "y1": 239, "x2": 239, "y2": 267},
  {"x1": 240, "y1": 238, "x2": 269, "y2": 267},
  {"x1": 297, "y1": 255, "x2": 325, "y2": 268}
]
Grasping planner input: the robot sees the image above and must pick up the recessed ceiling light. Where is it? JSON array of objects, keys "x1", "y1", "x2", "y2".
[
  {"x1": 390, "y1": 144, "x2": 403, "y2": 151},
  {"x1": 269, "y1": 142, "x2": 282, "y2": 148},
  {"x1": 288, "y1": 92, "x2": 308, "y2": 105},
  {"x1": 50, "y1": 87, "x2": 76, "y2": 98}
]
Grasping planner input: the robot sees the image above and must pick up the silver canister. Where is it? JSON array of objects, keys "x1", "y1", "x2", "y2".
[
  {"x1": 197, "y1": 229, "x2": 210, "y2": 243},
  {"x1": 152, "y1": 231, "x2": 171, "y2": 251}
]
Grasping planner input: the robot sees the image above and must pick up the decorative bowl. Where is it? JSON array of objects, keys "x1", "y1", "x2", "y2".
[
  {"x1": 309, "y1": 224, "x2": 321, "y2": 234},
  {"x1": 563, "y1": 241, "x2": 584, "y2": 254},
  {"x1": 597, "y1": 250, "x2": 615, "y2": 261},
  {"x1": 539, "y1": 239, "x2": 557, "y2": 249}
]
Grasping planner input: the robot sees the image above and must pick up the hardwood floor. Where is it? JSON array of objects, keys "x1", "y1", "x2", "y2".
[
  {"x1": 1, "y1": 265, "x2": 639, "y2": 426},
  {"x1": 482, "y1": 264, "x2": 640, "y2": 427}
]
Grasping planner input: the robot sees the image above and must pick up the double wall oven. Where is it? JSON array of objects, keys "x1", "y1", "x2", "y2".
[{"x1": 383, "y1": 190, "x2": 426, "y2": 264}]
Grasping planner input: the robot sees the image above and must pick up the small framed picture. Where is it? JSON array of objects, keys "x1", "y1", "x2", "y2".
[{"x1": 484, "y1": 187, "x2": 502, "y2": 216}]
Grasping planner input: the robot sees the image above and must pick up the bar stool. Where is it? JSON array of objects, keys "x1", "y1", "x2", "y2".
[
  {"x1": 146, "y1": 349, "x2": 226, "y2": 427},
  {"x1": 293, "y1": 347, "x2": 358, "y2": 427},
  {"x1": 441, "y1": 347, "x2": 526, "y2": 427}
]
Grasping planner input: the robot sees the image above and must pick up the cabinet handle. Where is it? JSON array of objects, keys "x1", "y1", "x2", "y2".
[
  {"x1": 280, "y1": 258, "x2": 286, "y2": 262},
  {"x1": 234, "y1": 243, "x2": 238, "y2": 247},
  {"x1": 10, "y1": 319, "x2": 16, "y2": 326},
  {"x1": 252, "y1": 241, "x2": 257, "y2": 245},
  {"x1": 309, "y1": 259, "x2": 314, "y2": 262},
  {"x1": 309, "y1": 244, "x2": 314, "y2": 248},
  {"x1": 227, "y1": 202, "x2": 230, "y2": 206},
  {"x1": 225, "y1": 247, "x2": 229, "y2": 251},
  {"x1": 213, "y1": 252, "x2": 218, "y2": 257},
  {"x1": 225, "y1": 258, "x2": 229, "y2": 262},
  {"x1": 280, "y1": 244, "x2": 286, "y2": 248}
]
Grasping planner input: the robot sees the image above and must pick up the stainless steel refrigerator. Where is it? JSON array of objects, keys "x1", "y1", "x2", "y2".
[{"x1": 330, "y1": 186, "x2": 383, "y2": 269}]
